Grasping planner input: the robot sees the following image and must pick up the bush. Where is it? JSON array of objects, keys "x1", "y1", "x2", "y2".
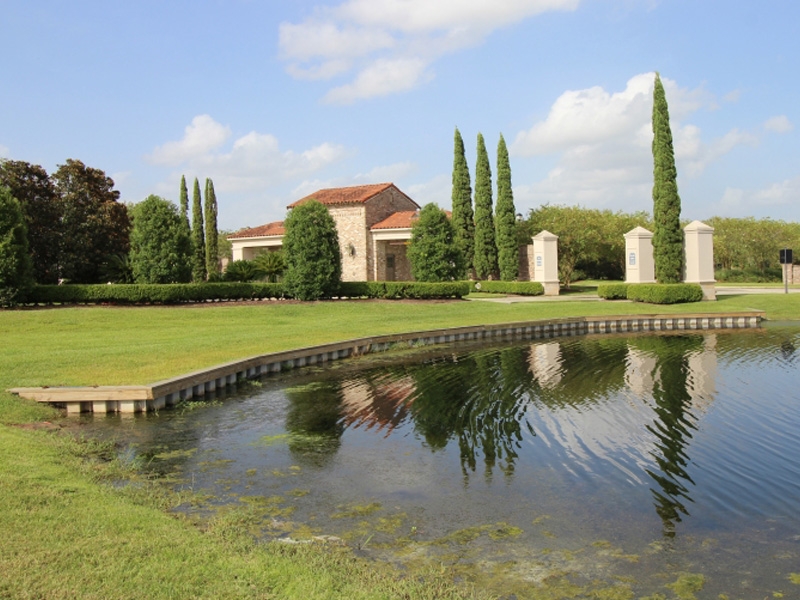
[
  {"x1": 224, "y1": 259, "x2": 263, "y2": 282},
  {"x1": 473, "y1": 280, "x2": 543, "y2": 296},
  {"x1": 407, "y1": 203, "x2": 465, "y2": 281},
  {"x1": 626, "y1": 283, "x2": 703, "y2": 304},
  {"x1": 597, "y1": 282, "x2": 629, "y2": 300}
]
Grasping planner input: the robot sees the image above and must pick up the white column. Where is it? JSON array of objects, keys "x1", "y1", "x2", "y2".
[
  {"x1": 624, "y1": 227, "x2": 655, "y2": 283},
  {"x1": 533, "y1": 230, "x2": 560, "y2": 296}
]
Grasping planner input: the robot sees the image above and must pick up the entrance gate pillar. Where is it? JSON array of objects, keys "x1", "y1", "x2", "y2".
[
  {"x1": 624, "y1": 227, "x2": 655, "y2": 284},
  {"x1": 533, "y1": 230, "x2": 560, "y2": 296},
  {"x1": 684, "y1": 220, "x2": 716, "y2": 300}
]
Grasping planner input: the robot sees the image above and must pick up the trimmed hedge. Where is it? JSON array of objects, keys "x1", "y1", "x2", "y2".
[
  {"x1": 473, "y1": 281, "x2": 544, "y2": 296},
  {"x1": 26, "y1": 281, "x2": 470, "y2": 305},
  {"x1": 626, "y1": 283, "x2": 704, "y2": 304},
  {"x1": 597, "y1": 283, "x2": 629, "y2": 300},
  {"x1": 28, "y1": 283, "x2": 287, "y2": 305},
  {"x1": 338, "y1": 281, "x2": 470, "y2": 299}
]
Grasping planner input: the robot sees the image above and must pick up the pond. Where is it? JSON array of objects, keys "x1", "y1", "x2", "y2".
[{"x1": 78, "y1": 324, "x2": 800, "y2": 598}]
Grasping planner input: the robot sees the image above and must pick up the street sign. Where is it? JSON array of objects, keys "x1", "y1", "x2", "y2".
[{"x1": 780, "y1": 249, "x2": 793, "y2": 265}]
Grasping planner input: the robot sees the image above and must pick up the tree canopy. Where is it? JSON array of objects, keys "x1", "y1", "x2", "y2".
[
  {"x1": 0, "y1": 160, "x2": 60, "y2": 284},
  {"x1": 129, "y1": 195, "x2": 192, "y2": 284},
  {"x1": 51, "y1": 159, "x2": 130, "y2": 283},
  {"x1": 282, "y1": 200, "x2": 341, "y2": 300},
  {"x1": 407, "y1": 203, "x2": 464, "y2": 282}
]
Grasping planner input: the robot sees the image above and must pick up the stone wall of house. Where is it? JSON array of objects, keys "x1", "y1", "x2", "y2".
[{"x1": 328, "y1": 205, "x2": 368, "y2": 282}]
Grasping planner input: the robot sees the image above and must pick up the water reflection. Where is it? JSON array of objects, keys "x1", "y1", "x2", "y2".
[{"x1": 280, "y1": 333, "x2": 728, "y2": 535}]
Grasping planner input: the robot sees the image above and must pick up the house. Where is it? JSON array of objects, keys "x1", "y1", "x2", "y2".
[{"x1": 229, "y1": 183, "x2": 420, "y2": 282}]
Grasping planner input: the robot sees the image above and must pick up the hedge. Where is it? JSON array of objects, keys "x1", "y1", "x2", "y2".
[
  {"x1": 472, "y1": 280, "x2": 544, "y2": 296},
  {"x1": 26, "y1": 281, "x2": 470, "y2": 305},
  {"x1": 27, "y1": 283, "x2": 287, "y2": 305},
  {"x1": 338, "y1": 281, "x2": 470, "y2": 299},
  {"x1": 626, "y1": 283, "x2": 704, "y2": 304},
  {"x1": 597, "y1": 283, "x2": 629, "y2": 300}
]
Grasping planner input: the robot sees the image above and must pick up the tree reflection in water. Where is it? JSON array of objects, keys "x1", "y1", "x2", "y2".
[{"x1": 282, "y1": 334, "x2": 710, "y2": 536}]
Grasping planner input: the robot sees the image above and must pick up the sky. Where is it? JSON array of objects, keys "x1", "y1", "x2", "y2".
[{"x1": 2, "y1": 0, "x2": 799, "y2": 232}]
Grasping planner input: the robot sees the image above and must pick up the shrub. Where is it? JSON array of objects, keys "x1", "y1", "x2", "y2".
[
  {"x1": 626, "y1": 283, "x2": 703, "y2": 304},
  {"x1": 338, "y1": 281, "x2": 469, "y2": 299},
  {"x1": 597, "y1": 283, "x2": 629, "y2": 300},
  {"x1": 473, "y1": 280, "x2": 543, "y2": 296},
  {"x1": 129, "y1": 195, "x2": 192, "y2": 284},
  {"x1": 224, "y1": 259, "x2": 262, "y2": 282}
]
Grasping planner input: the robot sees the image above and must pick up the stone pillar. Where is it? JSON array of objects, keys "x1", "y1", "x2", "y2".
[
  {"x1": 684, "y1": 220, "x2": 716, "y2": 301},
  {"x1": 532, "y1": 230, "x2": 559, "y2": 296},
  {"x1": 624, "y1": 227, "x2": 655, "y2": 283}
]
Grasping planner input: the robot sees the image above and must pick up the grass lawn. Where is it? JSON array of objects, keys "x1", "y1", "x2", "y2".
[{"x1": 2, "y1": 294, "x2": 800, "y2": 599}]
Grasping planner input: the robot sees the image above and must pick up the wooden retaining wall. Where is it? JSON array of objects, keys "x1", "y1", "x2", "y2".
[{"x1": 9, "y1": 312, "x2": 763, "y2": 415}]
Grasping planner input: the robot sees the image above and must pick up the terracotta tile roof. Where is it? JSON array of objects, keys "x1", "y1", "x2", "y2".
[
  {"x1": 288, "y1": 183, "x2": 417, "y2": 208},
  {"x1": 228, "y1": 221, "x2": 285, "y2": 239},
  {"x1": 371, "y1": 211, "x2": 419, "y2": 230}
]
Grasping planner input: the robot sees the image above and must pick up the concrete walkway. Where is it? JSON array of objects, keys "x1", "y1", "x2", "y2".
[{"x1": 469, "y1": 286, "x2": 800, "y2": 303}]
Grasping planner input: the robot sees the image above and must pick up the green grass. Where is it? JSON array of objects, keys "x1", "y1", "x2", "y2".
[{"x1": 2, "y1": 295, "x2": 800, "y2": 599}]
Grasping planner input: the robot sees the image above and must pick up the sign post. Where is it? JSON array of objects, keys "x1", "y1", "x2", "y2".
[{"x1": 780, "y1": 249, "x2": 793, "y2": 294}]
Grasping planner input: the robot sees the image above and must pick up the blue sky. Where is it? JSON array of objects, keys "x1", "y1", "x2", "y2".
[{"x1": 2, "y1": 1, "x2": 798, "y2": 231}]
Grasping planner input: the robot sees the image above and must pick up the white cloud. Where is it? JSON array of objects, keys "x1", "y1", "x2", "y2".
[
  {"x1": 0, "y1": 144, "x2": 9, "y2": 158},
  {"x1": 280, "y1": 0, "x2": 579, "y2": 101},
  {"x1": 764, "y1": 115, "x2": 793, "y2": 134},
  {"x1": 147, "y1": 115, "x2": 347, "y2": 220},
  {"x1": 147, "y1": 115, "x2": 232, "y2": 166},
  {"x1": 713, "y1": 178, "x2": 800, "y2": 216},
  {"x1": 510, "y1": 73, "x2": 759, "y2": 215},
  {"x1": 323, "y1": 57, "x2": 432, "y2": 104},
  {"x1": 353, "y1": 161, "x2": 417, "y2": 182}
]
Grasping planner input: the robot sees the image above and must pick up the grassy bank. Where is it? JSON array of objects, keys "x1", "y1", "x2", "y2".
[{"x1": 2, "y1": 294, "x2": 800, "y2": 598}]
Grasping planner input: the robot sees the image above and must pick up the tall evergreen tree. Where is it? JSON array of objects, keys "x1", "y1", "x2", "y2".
[
  {"x1": 652, "y1": 73, "x2": 683, "y2": 283},
  {"x1": 495, "y1": 134, "x2": 519, "y2": 281},
  {"x1": 204, "y1": 178, "x2": 219, "y2": 278},
  {"x1": 0, "y1": 187, "x2": 33, "y2": 306},
  {"x1": 191, "y1": 177, "x2": 206, "y2": 282},
  {"x1": 473, "y1": 133, "x2": 498, "y2": 280},
  {"x1": 451, "y1": 128, "x2": 474, "y2": 277},
  {"x1": 179, "y1": 175, "x2": 190, "y2": 236}
]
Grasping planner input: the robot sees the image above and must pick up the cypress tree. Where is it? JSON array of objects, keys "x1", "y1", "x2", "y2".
[
  {"x1": 451, "y1": 128, "x2": 474, "y2": 277},
  {"x1": 473, "y1": 133, "x2": 498, "y2": 280},
  {"x1": 0, "y1": 187, "x2": 33, "y2": 306},
  {"x1": 191, "y1": 177, "x2": 206, "y2": 282},
  {"x1": 204, "y1": 178, "x2": 219, "y2": 278},
  {"x1": 495, "y1": 134, "x2": 519, "y2": 281},
  {"x1": 179, "y1": 175, "x2": 190, "y2": 236},
  {"x1": 652, "y1": 72, "x2": 683, "y2": 283}
]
